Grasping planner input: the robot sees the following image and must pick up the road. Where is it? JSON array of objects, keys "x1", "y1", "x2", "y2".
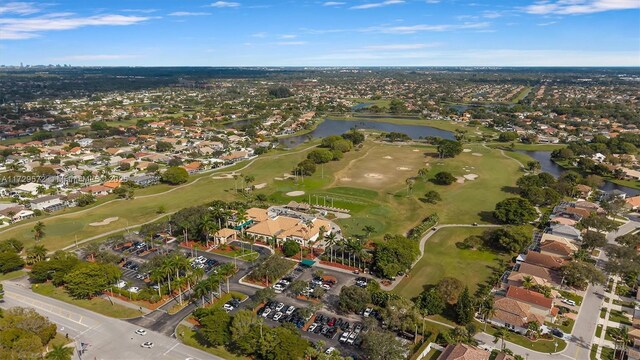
[{"x1": 1, "y1": 281, "x2": 222, "y2": 360}]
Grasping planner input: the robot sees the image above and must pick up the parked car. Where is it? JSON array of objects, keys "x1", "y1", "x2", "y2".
[
  {"x1": 551, "y1": 328, "x2": 564, "y2": 338},
  {"x1": 363, "y1": 308, "x2": 373, "y2": 317},
  {"x1": 273, "y1": 284, "x2": 285, "y2": 292},
  {"x1": 128, "y1": 287, "x2": 140, "y2": 293},
  {"x1": 115, "y1": 280, "x2": 127, "y2": 289},
  {"x1": 308, "y1": 323, "x2": 318, "y2": 332},
  {"x1": 262, "y1": 308, "x2": 272, "y2": 318},
  {"x1": 285, "y1": 306, "x2": 295, "y2": 315},
  {"x1": 562, "y1": 299, "x2": 577, "y2": 306},
  {"x1": 275, "y1": 302, "x2": 285, "y2": 312},
  {"x1": 223, "y1": 303, "x2": 234, "y2": 312},
  {"x1": 339, "y1": 331, "x2": 350, "y2": 343},
  {"x1": 135, "y1": 329, "x2": 147, "y2": 336},
  {"x1": 325, "y1": 347, "x2": 336, "y2": 354},
  {"x1": 273, "y1": 312, "x2": 283, "y2": 321},
  {"x1": 140, "y1": 342, "x2": 154, "y2": 348}
]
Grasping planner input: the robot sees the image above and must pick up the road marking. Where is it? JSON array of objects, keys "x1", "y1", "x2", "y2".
[{"x1": 163, "y1": 342, "x2": 180, "y2": 355}]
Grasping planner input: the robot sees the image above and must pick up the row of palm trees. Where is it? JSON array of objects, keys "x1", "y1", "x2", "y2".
[
  {"x1": 323, "y1": 232, "x2": 372, "y2": 270},
  {"x1": 148, "y1": 254, "x2": 205, "y2": 305}
]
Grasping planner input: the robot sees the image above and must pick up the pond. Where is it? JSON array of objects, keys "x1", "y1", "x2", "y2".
[
  {"x1": 517, "y1": 150, "x2": 640, "y2": 196},
  {"x1": 278, "y1": 118, "x2": 454, "y2": 148}
]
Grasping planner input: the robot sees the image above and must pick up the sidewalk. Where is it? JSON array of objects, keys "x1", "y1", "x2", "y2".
[{"x1": 101, "y1": 293, "x2": 151, "y2": 315}]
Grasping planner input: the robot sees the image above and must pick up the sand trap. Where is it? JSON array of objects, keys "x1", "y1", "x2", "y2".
[
  {"x1": 286, "y1": 191, "x2": 305, "y2": 196},
  {"x1": 365, "y1": 173, "x2": 384, "y2": 179},
  {"x1": 254, "y1": 183, "x2": 267, "y2": 189},
  {"x1": 212, "y1": 174, "x2": 233, "y2": 179},
  {"x1": 464, "y1": 174, "x2": 479, "y2": 181},
  {"x1": 396, "y1": 167, "x2": 412, "y2": 171},
  {"x1": 383, "y1": 156, "x2": 393, "y2": 159},
  {"x1": 340, "y1": 177, "x2": 352, "y2": 181},
  {"x1": 463, "y1": 149, "x2": 472, "y2": 153},
  {"x1": 90, "y1": 217, "x2": 119, "y2": 226},
  {"x1": 472, "y1": 153, "x2": 483, "y2": 157},
  {"x1": 412, "y1": 149, "x2": 420, "y2": 152},
  {"x1": 456, "y1": 177, "x2": 466, "y2": 184}
]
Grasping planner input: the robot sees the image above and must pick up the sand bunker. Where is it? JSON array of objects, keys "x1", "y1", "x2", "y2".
[
  {"x1": 365, "y1": 173, "x2": 384, "y2": 179},
  {"x1": 340, "y1": 177, "x2": 352, "y2": 181},
  {"x1": 254, "y1": 183, "x2": 267, "y2": 189},
  {"x1": 383, "y1": 156, "x2": 393, "y2": 159},
  {"x1": 90, "y1": 217, "x2": 119, "y2": 226},
  {"x1": 472, "y1": 153, "x2": 483, "y2": 157},
  {"x1": 456, "y1": 177, "x2": 466, "y2": 184},
  {"x1": 396, "y1": 167, "x2": 412, "y2": 171},
  {"x1": 463, "y1": 149, "x2": 472, "y2": 153},
  {"x1": 212, "y1": 174, "x2": 233, "y2": 179},
  {"x1": 412, "y1": 149, "x2": 420, "y2": 152},
  {"x1": 286, "y1": 191, "x2": 305, "y2": 196},
  {"x1": 463, "y1": 174, "x2": 479, "y2": 181}
]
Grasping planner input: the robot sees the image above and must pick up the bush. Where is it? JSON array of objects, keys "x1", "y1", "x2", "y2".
[
  {"x1": 433, "y1": 171, "x2": 456, "y2": 185},
  {"x1": 161, "y1": 166, "x2": 189, "y2": 185},
  {"x1": 282, "y1": 240, "x2": 301, "y2": 257},
  {"x1": 407, "y1": 214, "x2": 439, "y2": 240}
]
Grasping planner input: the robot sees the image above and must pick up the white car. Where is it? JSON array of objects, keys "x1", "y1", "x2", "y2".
[
  {"x1": 325, "y1": 347, "x2": 336, "y2": 355},
  {"x1": 285, "y1": 306, "x2": 295, "y2": 315},
  {"x1": 280, "y1": 279, "x2": 290, "y2": 286},
  {"x1": 308, "y1": 323, "x2": 318, "y2": 332},
  {"x1": 562, "y1": 299, "x2": 577, "y2": 306},
  {"x1": 273, "y1": 284, "x2": 285, "y2": 293},
  {"x1": 273, "y1": 312, "x2": 283, "y2": 321},
  {"x1": 128, "y1": 287, "x2": 140, "y2": 293},
  {"x1": 347, "y1": 332, "x2": 357, "y2": 345},
  {"x1": 339, "y1": 331, "x2": 350, "y2": 343},
  {"x1": 363, "y1": 308, "x2": 373, "y2": 317},
  {"x1": 262, "y1": 308, "x2": 272, "y2": 318},
  {"x1": 141, "y1": 342, "x2": 154, "y2": 348},
  {"x1": 115, "y1": 280, "x2": 127, "y2": 289},
  {"x1": 275, "y1": 302, "x2": 285, "y2": 312},
  {"x1": 223, "y1": 303, "x2": 234, "y2": 312},
  {"x1": 135, "y1": 329, "x2": 147, "y2": 336},
  {"x1": 320, "y1": 284, "x2": 331, "y2": 290}
]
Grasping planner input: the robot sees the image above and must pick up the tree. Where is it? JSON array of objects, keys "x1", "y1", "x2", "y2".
[
  {"x1": 416, "y1": 288, "x2": 446, "y2": 315},
  {"x1": 46, "y1": 344, "x2": 74, "y2": 360},
  {"x1": 526, "y1": 160, "x2": 541, "y2": 172},
  {"x1": 582, "y1": 231, "x2": 607, "y2": 251},
  {"x1": 63, "y1": 263, "x2": 121, "y2": 299},
  {"x1": 579, "y1": 214, "x2": 619, "y2": 233},
  {"x1": 26, "y1": 245, "x2": 48, "y2": 265},
  {"x1": 498, "y1": 132, "x2": 518, "y2": 142},
  {"x1": 281, "y1": 240, "x2": 301, "y2": 258},
  {"x1": 76, "y1": 193, "x2": 96, "y2": 207},
  {"x1": 361, "y1": 329, "x2": 405, "y2": 360},
  {"x1": 436, "y1": 277, "x2": 464, "y2": 304},
  {"x1": 32, "y1": 221, "x2": 46, "y2": 242},
  {"x1": 493, "y1": 198, "x2": 537, "y2": 225},
  {"x1": 268, "y1": 86, "x2": 293, "y2": 98},
  {"x1": 373, "y1": 235, "x2": 419, "y2": 278},
  {"x1": 433, "y1": 171, "x2": 456, "y2": 185},
  {"x1": 436, "y1": 139, "x2": 463, "y2": 158},
  {"x1": 421, "y1": 190, "x2": 442, "y2": 204},
  {"x1": 198, "y1": 308, "x2": 231, "y2": 346},
  {"x1": 484, "y1": 226, "x2": 531, "y2": 253},
  {"x1": 0, "y1": 238, "x2": 23, "y2": 253},
  {"x1": 338, "y1": 285, "x2": 372, "y2": 313},
  {"x1": 0, "y1": 251, "x2": 24, "y2": 274},
  {"x1": 295, "y1": 159, "x2": 316, "y2": 176},
  {"x1": 455, "y1": 287, "x2": 474, "y2": 325},
  {"x1": 561, "y1": 261, "x2": 605, "y2": 289},
  {"x1": 307, "y1": 149, "x2": 334, "y2": 164},
  {"x1": 161, "y1": 166, "x2": 189, "y2": 185}
]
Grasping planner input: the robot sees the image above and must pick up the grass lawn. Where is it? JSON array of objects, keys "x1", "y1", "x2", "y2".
[
  {"x1": 609, "y1": 309, "x2": 632, "y2": 326},
  {"x1": 177, "y1": 324, "x2": 247, "y2": 360},
  {"x1": 487, "y1": 325, "x2": 567, "y2": 353},
  {"x1": 612, "y1": 299, "x2": 635, "y2": 308},
  {"x1": 601, "y1": 346, "x2": 614, "y2": 360},
  {"x1": 590, "y1": 344, "x2": 598, "y2": 360},
  {"x1": 393, "y1": 227, "x2": 510, "y2": 300},
  {"x1": 32, "y1": 283, "x2": 143, "y2": 318},
  {"x1": 600, "y1": 308, "x2": 607, "y2": 319},
  {"x1": 595, "y1": 324, "x2": 603, "y2": 338},
  {"x1": 0, "y1": 269, "x2": 27, "y2": 281}
]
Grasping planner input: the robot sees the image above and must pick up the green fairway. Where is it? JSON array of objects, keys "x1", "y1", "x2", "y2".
[
  {"x1": 32, "y1": 283, "x2": 143, "y2": 318},
  {"x1": 393, "y1": 227, "x2": 510, "y2": 300},
  {"x1": 1, "y1": 138, "x2": 522, "y2": 252}
]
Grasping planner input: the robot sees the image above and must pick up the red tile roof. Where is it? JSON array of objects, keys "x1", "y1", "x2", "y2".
[{"x1": 506, "y1": 286, "x2": 553, "y2": 309}]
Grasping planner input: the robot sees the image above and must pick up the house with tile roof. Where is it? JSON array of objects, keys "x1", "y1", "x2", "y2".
[
  {"x1": 490, "y1": 296, "x2": 547, "y2": 335},
  {"x1": 524, "y1": 251, "x2": 567, "y2": 270},
  {"x1": 506, "y1": 286, "x2": 557, "y2": 322},
  {"x1": 436, "y1": 343, "x2": 489, "y2": 360}
]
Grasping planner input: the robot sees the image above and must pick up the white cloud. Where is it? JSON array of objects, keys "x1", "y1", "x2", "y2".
[
  {"x1": 121, "y1": 9, "x2": 158, "y2": 14},
  {"x1": 274, "y1": 41, "x2": 307, "y2": 46},
  {"x1": 537, "y1": 21, "x2": 558, "y2": 26},
  {"x1": 426, "y1": 0, "x2": 440, "y2": 3},
  {"x1": 364, "y1": 43, "x2": 441, "y2": 50},
  {"x1": 322, "y1": 1, "x2": 346, "y2": 6},
  {"x1": 368, "y1": 21, "x2": 490, "y2": 33},
  {"x1": 0, "y1": 2, "x2": 41, "y2": 15},
  {"x1": 524, "y1": 0, "x2": 640, "y2": 15},
  {"x1": 280, "y1": 34, "x2": 297, "y2": 39},
  {"x1": 251, "y1": 32, "x2": 267, "y2": 38},
  {"x1": 351, "y1": 0, "x2": 405, "y2": 10},
  {"x1": 0, "y1": 14, "x2": 151, "y2": 40},
  {"x1": 52, "y1": 54, "x2": 140, "y2": 61},
  {"x1": 208, "y1": 1, "x2": 240, "y2": 8},
  {"x1": 169, "y1": 12, "x2": 210, "y2": 16}
]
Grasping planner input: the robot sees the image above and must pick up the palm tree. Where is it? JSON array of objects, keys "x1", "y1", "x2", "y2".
[
  {"x1": 417, "y1": 168, "x2": 429, "y2": 180},
  {"x1": 481, "y1": 297, "x2": 496, "y2": 331},
  {"x1": 362, "y1": 225, "x2": 375, "y2": 238},
  {"x1": 522, "y1": 275, "x2": 534, "y2": 289},
  {"x1": 26, "y1": 244, "x2": 48, "y2": 264},
  {"x1": 405, "y1": 178, "x2": 415, "y2": 195},
  {"x1": 325, "y1": 232, "x2": 337, "y2": 263},
  {"x1": 200, "y1": 214, "x2": 217, "y2": 248},
  {"x1": 493, "y1": 328, "x2": 507, "y2": 350},
  {"x1": 46, "y1": 344, "x2": 74, "y2": 360},
  {"x1": 32, "y1": 221, "x2": 46, "y2": 242},
  {"x1": 193, "y1": 281, "x2": 209, "y2": 307}
]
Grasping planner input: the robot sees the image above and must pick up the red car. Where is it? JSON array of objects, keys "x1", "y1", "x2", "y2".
[{"x1": 328, "y1": 317, "x2": 337, "y2": 327}]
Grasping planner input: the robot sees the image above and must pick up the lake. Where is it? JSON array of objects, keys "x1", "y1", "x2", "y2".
[
  {"x1": 517, "y1": 150, "x2": 640, "y2": 196},
  {"x1": 278, "y1": 118, "x2": 455, "y2": 148}
]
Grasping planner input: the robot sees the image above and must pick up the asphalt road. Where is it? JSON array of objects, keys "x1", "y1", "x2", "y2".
[{"x1": 1, "y1": 282, "x2": 222, "y2": 360}]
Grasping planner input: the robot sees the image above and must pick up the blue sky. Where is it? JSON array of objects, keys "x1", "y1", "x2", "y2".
[{"x1": 0, "y1": 0, "x2": 639, "y2": 66}]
